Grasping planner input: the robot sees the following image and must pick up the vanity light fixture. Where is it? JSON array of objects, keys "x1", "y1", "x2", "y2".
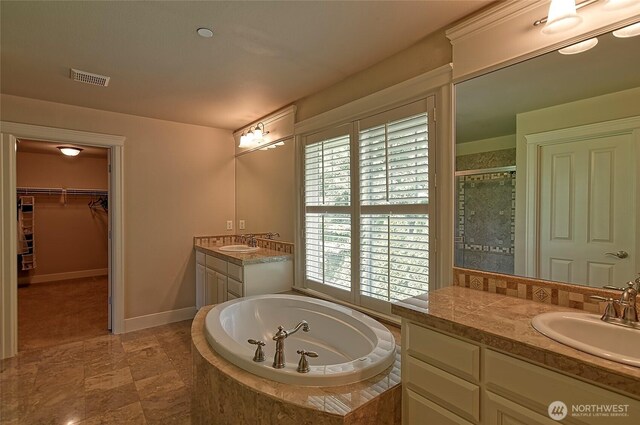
[
  {"x1": 538, "y1": 0, "x2": 583, "y2": 34},
  {"x1": 612, "y1": 21, "x2": 640, "y2": 38},
  {"x1": 238, "y1": 122, "x2": 270, "y2": 149},
  {"x1": 57, "y1": 146, "x2": 83, "y2": 157},
  {"x1": 558, "y1": 37, "x2": 599, "y2": 54},
  {"x1": 603, "y1": 0, "x2": 636, "y2": 10}
]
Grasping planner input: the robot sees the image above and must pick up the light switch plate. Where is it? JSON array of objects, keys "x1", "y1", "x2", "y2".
[
  {"x1": 239, "y1": 220, "x2": 246, "y2": 230},
  {"x1": 226, "y1": 220, "x2": 233, "y2": 230}
]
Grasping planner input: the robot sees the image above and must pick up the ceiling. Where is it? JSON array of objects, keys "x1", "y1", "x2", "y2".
[
  {"x1": 456, "y1": 28, "x2": 640, "y2": 144},
  {"x1": 0, "y1": 1, "x2": 491, "y2": 131}
]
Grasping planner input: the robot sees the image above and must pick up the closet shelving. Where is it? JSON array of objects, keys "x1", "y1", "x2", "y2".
[{"x1": 16, "y1": 187, "x2": 108, "y2": 197}]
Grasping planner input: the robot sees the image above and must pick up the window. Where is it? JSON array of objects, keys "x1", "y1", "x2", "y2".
[{"x1": 302, "y1": 99, "x2": 434, "y2": 313}]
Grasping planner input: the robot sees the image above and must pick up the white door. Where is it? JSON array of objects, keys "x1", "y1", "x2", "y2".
[
  {"x1": 205, "y1": 268, "x2": 217, "y2": 305},
  {"x1": 195, "y1": 263, "x2": 206, "y2": 309},
  {"x1": 216, "y1": 272, "x2": 227, "y2": 304},
  {"x1": 539, "y1": 133, "x2": 636, "y2": 286}
]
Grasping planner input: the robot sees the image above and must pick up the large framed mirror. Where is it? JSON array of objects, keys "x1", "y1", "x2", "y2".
[
  {"x1": 235, "y1": 138, "x2": 295, "y2": 242},
  {"x1": 454, "y1": 25, "x2": 640, "y2": 288}
]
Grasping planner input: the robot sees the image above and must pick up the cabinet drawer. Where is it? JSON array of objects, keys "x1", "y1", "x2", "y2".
[
  {"x1": 485, "y1": 391, "x2": 558, "y2": 425},
  {"x1": 196, "y1": 251, "x2": 206, "y2": 265},
  {"x1": 406, "y1": 356, "x2": 480, "y2": 423},
  {"x1": 405, "y1": 388, "x2": 474, "y2": 425},
  {"x1": 227, "y1": 292, "x2": 238, "y2": 301},
  {"x1": 406, "y1": 322, "x2": 480, "y2": 382},
  {"x1": 485, "y1": 349, "x2": 640, "y2": 424},
  {"x1": 227, "y1": 277, "x2": 243, "y2": 297},
  {"x1": 227, "y1": 263, "x2": 243, "y2": 282},
  {"x1": 206, "y1": 255, "x2": 227, "y2": 274}
]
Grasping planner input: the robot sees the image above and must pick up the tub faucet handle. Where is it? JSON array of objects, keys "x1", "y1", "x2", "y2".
[
  {"x1": 296, "y1": 349, "x2": 318, "y2": 373},
  {"x1": 248, "y1": 339, "x2": 266, "y2": 362}
]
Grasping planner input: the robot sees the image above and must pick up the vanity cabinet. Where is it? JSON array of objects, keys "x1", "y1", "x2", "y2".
[
  {"x1": 401, "y1": 320, "x2": 639, "y2": 425},
  {"x1": 195, "y1": 249, "x2": 292, "y2": 309}
]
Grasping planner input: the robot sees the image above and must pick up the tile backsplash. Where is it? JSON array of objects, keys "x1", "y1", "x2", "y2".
[
  {"x1": 194, "y1": 234, "x2": 293, "y2": 254},
  {"x1": 453, "y1": 267, "x2": 634, "y2": 314}
]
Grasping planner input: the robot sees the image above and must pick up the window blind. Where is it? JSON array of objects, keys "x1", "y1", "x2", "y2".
[
  {"x1": 304, "y1": 134, "x2": 351, "y2": 292},
  {"x1": 359, "y1": 112, "x2": 430, "y2": 303}
]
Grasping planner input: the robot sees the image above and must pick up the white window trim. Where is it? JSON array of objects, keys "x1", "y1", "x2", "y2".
[{"x1": 293, "y1": 64, "x2": 454, "y2": 309}]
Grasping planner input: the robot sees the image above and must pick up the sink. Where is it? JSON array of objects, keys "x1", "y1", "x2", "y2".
[
  {"x1": 218, "y1": 244, "x2": 260, "y2": 253},
  {"x1": 531, "y1": 312, "x2": 640, "y2": 367}
]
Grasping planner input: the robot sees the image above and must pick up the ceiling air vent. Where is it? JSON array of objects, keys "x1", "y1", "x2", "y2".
[{"x1": 70, "y1": 68, "x2": 110, "y2": 87}]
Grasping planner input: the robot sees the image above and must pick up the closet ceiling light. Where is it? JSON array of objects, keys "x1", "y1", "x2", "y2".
[
  {"x1": 58, "y1": 146, "x2": 83, "y2": 156},
  {"x1": 558, "y1": 37, "x2": 599, "y2": 54},
  {"x1": 613, "y1": 22, "x2": 640, "y2": 38}
]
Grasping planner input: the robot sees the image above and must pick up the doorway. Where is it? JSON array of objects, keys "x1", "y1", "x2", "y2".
[
  {"x1": 1, "y1": 121, "x2": 125, "y2": 359},
  {"x1": 16, "y1": 139, "x2": 111, "y2": 351}
]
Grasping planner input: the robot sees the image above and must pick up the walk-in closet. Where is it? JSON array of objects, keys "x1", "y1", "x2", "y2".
[{"x1": 16, "y1": 139, "x2": 110, "y2": 351}]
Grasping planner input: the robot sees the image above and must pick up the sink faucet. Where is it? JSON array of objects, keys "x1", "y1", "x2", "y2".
[
  {"x1": 272, "y1": 321, "x2": 309, "y2": 369},
  {"x1": 265, "y1": 232, "x2": 280, "y2": 240},
  {"x1": 239, "y1": 234, "x2": 257, "y2": 247},
  {"x1": 598, "y1": 276, "x2": 640, "y2": 325}
]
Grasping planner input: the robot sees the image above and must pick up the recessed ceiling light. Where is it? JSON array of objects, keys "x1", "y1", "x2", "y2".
[
  {"x1": 197, "y1": 27, "x2": 214, "y2": 38},
  {"x1": 613, "y1": 22, "x2": 640, "y2": 38},
  {"x1": 558, "y1": 37, "x2": 598, "y2": 55},
  {"x1": 57, "y1": 146, "x2": 83, "y2": 157}
]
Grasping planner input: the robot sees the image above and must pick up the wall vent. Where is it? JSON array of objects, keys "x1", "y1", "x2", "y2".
[{"x1": 70, "y1": 68, "x2": 110, "y2": 87}]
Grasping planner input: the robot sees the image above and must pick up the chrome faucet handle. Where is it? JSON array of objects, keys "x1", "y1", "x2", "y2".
[
  {"x1": 590, "y1": 295, "x2": 618, "y2": 321},
  {"x1": 618, "y1": 301, "x2": 638, "y2": 323},
  {"x1": 248, "y1": 339, "x2": 266, "y2": 362},
  {"x1": 296, "y1": 349, "x2": 318, "y2": 373}
]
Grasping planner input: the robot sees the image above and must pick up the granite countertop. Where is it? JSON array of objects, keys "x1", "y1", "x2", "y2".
[
  {"x1": 391, "y1": 286, "x2": 640, "y2": 399},
  {"x1": 192, "y1": 306, "x2": 402, "y2": 417},
  {"x1": 194, "y1": 243, "x2": 293, "y2": 266}
]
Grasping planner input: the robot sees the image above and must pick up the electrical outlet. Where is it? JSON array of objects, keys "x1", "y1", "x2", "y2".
[
  {"x1": 239, "y1": 220, "x2": 246, "y2": 230},
  {"x1": 226, "y1": 220, "x2": 233, "y2": 230}
]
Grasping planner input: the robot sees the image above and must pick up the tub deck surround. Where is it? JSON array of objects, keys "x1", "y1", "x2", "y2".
[
  {"x1": 191, "y1": 305, "x2": 402, "y2": 425},
  {"x1": 391, "y1": 286, "x2": 640, "y2": 399},
  {"x1": 194, "y1": 235, "x2": 293, "y2": 266},
  {"x1": 204, "y1": 295, "x2": 396, "y2": 386}
]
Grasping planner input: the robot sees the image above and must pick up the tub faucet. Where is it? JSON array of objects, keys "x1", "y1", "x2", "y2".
[{"x1": 272, "y1": 321, "x2": 309, "y2": 369}]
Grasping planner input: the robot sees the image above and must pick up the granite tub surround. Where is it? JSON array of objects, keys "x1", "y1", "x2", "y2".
[
  {"x1": 194, "y1": 235, "x2": 293, "y2": 265},
  {"x1": 391, "y1": 286, "x2": 640, "y2": 399},
  {"x1": 191, "y1": 306, "x2": 402, "y2": 425}
]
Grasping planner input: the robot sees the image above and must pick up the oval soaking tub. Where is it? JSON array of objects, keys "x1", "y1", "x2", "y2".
[{"x1": 204, "y1": 294, "x2": 396, "y2": 386}]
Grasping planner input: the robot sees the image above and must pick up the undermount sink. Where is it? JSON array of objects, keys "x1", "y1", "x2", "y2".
[
  {"x1": 532, "y1": 312, "x2": 640, "y2": 367},
  {"x1": 218, "y1": 244, "x2": 260, "y2": 253}
]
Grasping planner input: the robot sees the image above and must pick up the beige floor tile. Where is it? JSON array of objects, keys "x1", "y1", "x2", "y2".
[
  {"x1": 84, "y1": 366, "x2": 133, "y2": 392},
  {"x1": 136, "y1": 370, "x2": 190, "y2": 421},
  {"x1": 79, "y1": 401, "x2": 146, "y2": 425},
  {"x1": 126, "y1": 346, "x2": 175, "y2": 382},
  {"x1": 84, "y1": 382, "x2": 140, "y2": 419},
  {"x1": 122, "y1": 336, "x2": 161, "y2": 353}
]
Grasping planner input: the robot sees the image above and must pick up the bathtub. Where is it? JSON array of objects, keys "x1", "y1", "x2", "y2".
[{"x1": 204, "y1": 294, "x2": 396, "y2": 386}]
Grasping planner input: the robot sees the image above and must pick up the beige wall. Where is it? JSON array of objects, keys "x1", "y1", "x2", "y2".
[
  {"x1": 294, "y1": 31, "x2": 451, "y2": 122},
  {"x1": 235, "y1": 138, "x2": 294, "y2": 242},
  {"x1": 17, "y1": 150, "x2": 109, "y2": 280},
  {"x1": 1, "y1": 93, "x2": 236, "y2": 319}
]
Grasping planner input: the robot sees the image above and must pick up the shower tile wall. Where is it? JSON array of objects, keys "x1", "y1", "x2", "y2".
[{"x1": 455, "y1": 148, "x2": 516, "y2": 275}]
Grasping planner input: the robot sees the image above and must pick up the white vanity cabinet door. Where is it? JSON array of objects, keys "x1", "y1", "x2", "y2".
[
  {"x1": 406, "y1": 389, "x2": 474, "y2": 425},
  {"x1": 216, "y1": 272, "x2": 227, "y2": 304},
  {"x1": 485, "y1": 391, "x2": 557, "y2": 425},
  {"x1": 205, "y1": 268, "x2": 217, "y2": 305},
  {"x1": 195, "y1": 263, "x2": 206, "y2": 310}
]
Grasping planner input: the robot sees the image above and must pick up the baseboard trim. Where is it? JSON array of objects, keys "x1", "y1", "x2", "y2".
[
  {"x1": 124, "y1": 306, "x2": 197, "y2": 333},
  {"x1": 19, "y1": 268, "x2": 108, "y2": 284}
]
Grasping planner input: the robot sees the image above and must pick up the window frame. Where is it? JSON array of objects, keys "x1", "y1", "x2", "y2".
[{"x1": 300, "y1": 98, "x2": 436, "y2": 314}]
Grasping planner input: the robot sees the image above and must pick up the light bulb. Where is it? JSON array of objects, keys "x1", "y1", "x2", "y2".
[
  {"x1": 57, "y1": 146, "x2": 82, "y2": 156},
  {"x1": 613, "y1": 22, "x2": 640, "y2": 38},
  {"x1": 542, "y1": 0, "x2": 582, "y2": 34},
  {"x1": 558, "y1": 37, "x2": 598, "y2": 55}
]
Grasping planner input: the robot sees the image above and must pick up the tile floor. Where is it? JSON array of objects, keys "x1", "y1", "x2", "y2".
[
  {"x1": 1, "y1": 320, "x2": 193, "y2": 424},
  {"x1": 18, "y1": 277, "x2": 109, "y2": 351}
]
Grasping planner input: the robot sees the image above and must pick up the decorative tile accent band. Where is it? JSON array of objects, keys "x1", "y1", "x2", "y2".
[
  {"x1": 452, "y1": 267, "x2": 636, "y2": 314},
  {"x1": 194, "y1": 235, "x2": 294, "y2": 254}
]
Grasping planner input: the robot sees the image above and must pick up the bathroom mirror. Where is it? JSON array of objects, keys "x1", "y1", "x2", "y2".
[
  {"x1": 454, "y1": 25, "x2": 640, "y2": 287},
  {"x1": 235, "y1": 138, "x2": 295, "y2": 242}
]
